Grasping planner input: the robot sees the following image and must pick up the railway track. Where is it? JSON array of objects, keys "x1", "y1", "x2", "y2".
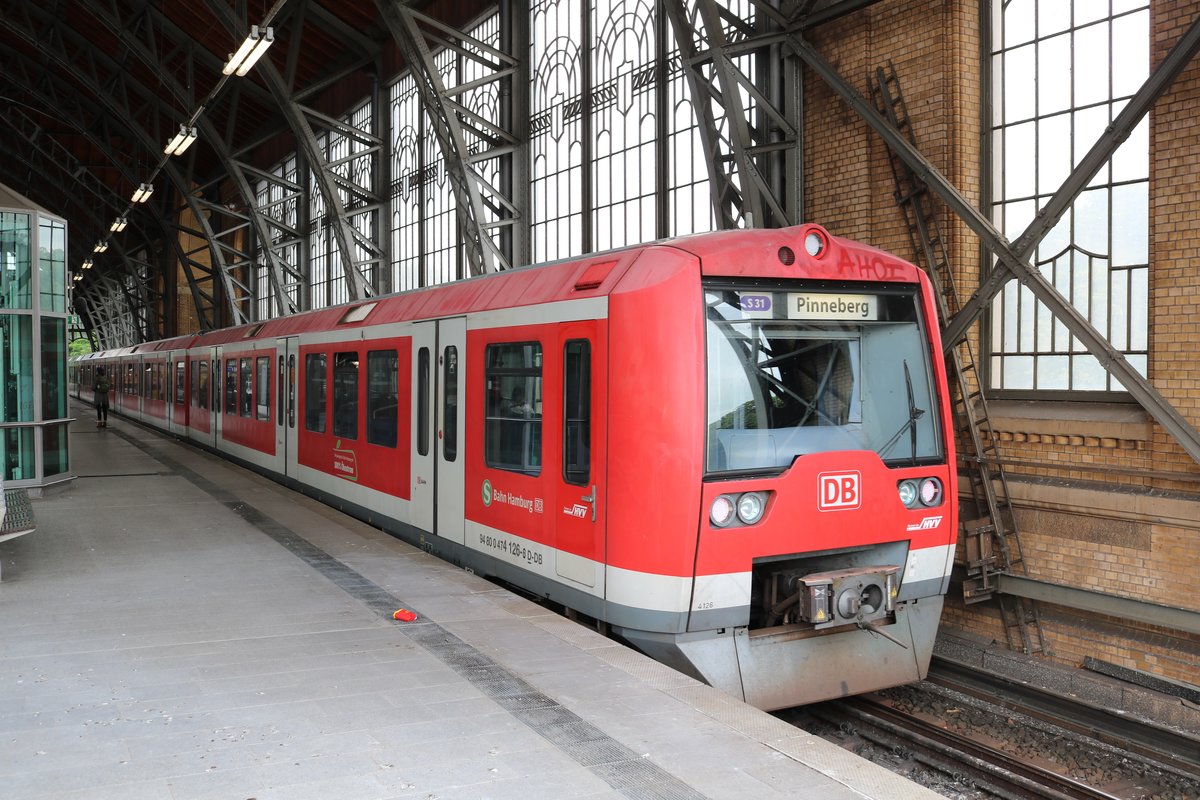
[
  {"x1": 781, "y1": 657, "x2": 1200, "y2": 800},
  {"x1": 926, "y1": 657, "x2": 1200, "y2": 778},
  {"x1": 825, "y1": 696, "x2": 1123, "y2": 800}
]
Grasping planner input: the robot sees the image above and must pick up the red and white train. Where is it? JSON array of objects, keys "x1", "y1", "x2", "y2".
[{"x1": 71, "y1": 224, "x2": 957, "y2": 709}]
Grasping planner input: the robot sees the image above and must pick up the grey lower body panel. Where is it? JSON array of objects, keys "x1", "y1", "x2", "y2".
[{"x1": 615, "y1": 595, "x2": 944, "y2": 710}]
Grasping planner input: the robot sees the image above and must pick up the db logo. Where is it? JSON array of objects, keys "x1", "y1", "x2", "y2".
[{"x1": 818, "y1": 471, "x2": 861, "y2": 510}]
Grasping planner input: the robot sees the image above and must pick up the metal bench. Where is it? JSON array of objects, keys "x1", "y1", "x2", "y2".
[{"x1": 0, "y1": 488, "x2": 37, "y2": 580}]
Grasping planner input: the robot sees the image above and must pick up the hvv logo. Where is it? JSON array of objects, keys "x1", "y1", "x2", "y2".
[{"x1": 818, "y1": 471, "x2": 861, "y2": 511}]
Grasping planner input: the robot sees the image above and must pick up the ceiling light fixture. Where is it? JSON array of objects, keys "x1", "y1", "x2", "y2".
[
  {"x1": 164, "y1": 125, "x2": 198, "y2": 156},
  {"x1": 131, "y1": 183, "x2": 154, "y2": 203},
  {"x1": 93, "y1": 240, "x2": 108, "y2": 253},
  {"x1": 223, "y1": 25, "x2": 275, "y2": 77},
  {"x1": 111, "y1": 217, "x2": 127, "y2": 232},
  {"x1": 82, "y1": 259, "x2": 93, "y2": 269}
]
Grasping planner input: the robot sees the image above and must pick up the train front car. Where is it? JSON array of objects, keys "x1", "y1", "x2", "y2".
[{"x1": 611, "y1": 225, "x2": 957, "y2": 710}]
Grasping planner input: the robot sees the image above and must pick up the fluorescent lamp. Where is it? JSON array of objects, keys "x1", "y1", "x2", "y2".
[
  {"x1": 223, "y1": 25, "x2": 274, "y2": 77},
  {"x1": 165, "y1": 125, "x2": 198, "y2": 156},
  {"x1": 82, "y1": 259, "x2": 93, "y2": 269},
  {"x1": 93, "y1": 241, "x2": 108, "y2": 253},
  {"x1": 111, "y1": 217, "x2": 127, "y2": 232},
  {"x1": 132, "y1": 183, "x2": 154, "y2": 203}
]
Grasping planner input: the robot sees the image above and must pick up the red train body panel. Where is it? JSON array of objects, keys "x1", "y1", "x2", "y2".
[{"x1": 72, "y1": 224, "x2": 958, "y2": 709}]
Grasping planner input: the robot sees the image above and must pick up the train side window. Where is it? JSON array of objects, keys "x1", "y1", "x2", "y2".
[
  {"x1": 443, "y1": 346, "x2": 458, "y2": 462},
  {"x1": 305, "y1": 353, "x2": 327, "y2": 433},
  {"x1": 367, "y1": 349, "x2": 398, "y2": 448},
  {"x1": 197, "y1": 362, "x2": 208, "y2": 409},
  {"x1": 212, "y1": 360, "x2": 219, "y2": 411},
  {"x1": 332, "y1": 352, "x2": 359, "y2": 439},
  {"x1": 175, "y1": 362, "x2": 185, "y2": 405},
  {"x1": 417, "y1": 347, "x2": 430, "y2": 456},
  {"x1": 256, "y1": 356, "x2": 271, "y2": 420},
  {"x1": 563, "y1": 340, "x2": 591, "y2": 486},
  {"x1": 225, "y1": 360, "x2": 239, "y2": 413},
  {"x1": 287, "y1": 355, "x2": 296, "y2": 428},
  {"x1": 484, "y1": 342, "x2": 542, "y2": 476},
  {"x1": 191, "y1": 362, "x2": 199, "y2": 406},
  {"x1": 240, "y1": 358, "x2": 253, "y2": 417},
  {"x1": 276, "y1": 356, "x2": 284, "y2": 421}
]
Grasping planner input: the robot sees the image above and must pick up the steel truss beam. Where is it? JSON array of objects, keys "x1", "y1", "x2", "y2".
[
  {"x1": 944, "y1": 14, "x2": 1200, "y2": 348},
  {"x1": 1, "y1": 3, "x2": 236, "y2": 335},
  {"x1": 785, "y1": 23, "x2": 1200, "y2": 466},
  {"x1": 88, "y1": 1, "x2": 311, "y2": 324},
  {"x1": 204, "y1": 0, "x2": 381, "y2": 303},
  {"x1": 663, "y1": 0, "x2": 800, "y2": 230},
  {"x1": 377, "y1": 0, "x2": 522, "y2": 275}
]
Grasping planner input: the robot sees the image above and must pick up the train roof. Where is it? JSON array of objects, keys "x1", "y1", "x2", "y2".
[{"x1": 77, "y1": 225, "x2": 923, "y2": 360}]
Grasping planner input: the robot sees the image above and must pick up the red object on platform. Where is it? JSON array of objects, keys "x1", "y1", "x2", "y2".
[{"x1": 392, "y1": 608, "x2": 417, "y2": 622}]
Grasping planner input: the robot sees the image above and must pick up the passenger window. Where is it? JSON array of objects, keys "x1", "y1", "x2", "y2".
[
  {"x1": 484, "y1": 342, "x2": 542, "y2": 476},
  {"x1": 256, "y1": 356, "x2": 270, "y2": 420},
  {"x1": 305, "y1": 353, "x2": 327, "y2": 433},
  {"x1": 175, "y1": 362, "x2": 186, "y2": 405},
  {"x1": 417, "y1": 348, "x2": 430, "y2": 456},
  {"x1": 443, "y1": 346, "x2": 458, "y2": 462},
  {"x1": 367, "y1": 349, "x2": 398, "y2": 448},
  {"x1": 225, "y1": 360, "x2": 239, "y2": 413},
  {"x1": 563, "y1": 340, "x2": 591, "y2": 486},
  {"x1": 332, "y1": 352, "x2": 359, "y2": 439},
  {"x1": 240, "y1": 358, "x2": 253, "y2": 417},
  {"x1": 197, "y1": 362, "x2": 208, "y2": 409}
]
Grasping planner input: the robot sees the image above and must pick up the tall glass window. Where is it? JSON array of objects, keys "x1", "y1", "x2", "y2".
[
  {"x1": 38, "y1": 217, "x2": 66, "y2": 312},
  {"x1": 0, "y1": 212, "x2": 32, "y2": 309},
  {"x1": 989, "y1": 1, "x2": 1149, "y2": 392},
  {"x1": 1, "y1": 314, "x2": 34, "y2": 423}
]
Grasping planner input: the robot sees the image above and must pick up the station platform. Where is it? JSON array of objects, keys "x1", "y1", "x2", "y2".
[{"x1": 0, "y1": 403, "x2": 941, "y2": 800}]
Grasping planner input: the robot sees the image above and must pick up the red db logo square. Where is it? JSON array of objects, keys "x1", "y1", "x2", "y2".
[{"x1": 818, "y1": 471, "x2": 861, "y2": 510}]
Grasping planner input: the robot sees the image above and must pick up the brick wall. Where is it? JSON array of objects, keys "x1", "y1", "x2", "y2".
[{"x1": 804, "y1": 0, "x2": 1200, "y2": 687}]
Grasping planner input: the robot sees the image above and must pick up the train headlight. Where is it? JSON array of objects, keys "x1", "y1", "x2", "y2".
[
  {"x1": 736, "y1": 492, "x2": 766, "y2": 524},
  {"x1": 710, "y1": 495, "x2": 736, "y2": 527},
  {"x1": 897, "y1": 479, "x2": 919, "y2": 508},
  {"x1": 919, "y1": 477, "x2": 943, "y2": 507},
  {"x1": 804, "y1": 230, "x2": 827, "y2": 258}
]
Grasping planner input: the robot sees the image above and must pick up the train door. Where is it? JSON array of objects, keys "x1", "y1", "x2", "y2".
[
  {"x1": 436, "y1": 318, "x2": 466, "y2": 545},
  {"x1": 277, "y1": 337, "x2": 299, "y2": 478},
  {"x1": 169, "y1": 353, "x2": 188, "y2": 436},
  {"x1": 410, "y1": 323, "x2": 436, "y2": 534},
  {"x1": 553, "y1": 322, "x2": 607, "y2": 590},
  {"x1": 409, "y1": 318, "x2": 467, "y2": 544},
  {"x1": 210, "y1": 346, "x2": 223, "y2": 448}
]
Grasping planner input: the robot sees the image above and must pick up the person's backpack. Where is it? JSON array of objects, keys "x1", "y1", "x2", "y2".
[{"x1": 96, "y1": 377, "x2": 111, "y2": 393}]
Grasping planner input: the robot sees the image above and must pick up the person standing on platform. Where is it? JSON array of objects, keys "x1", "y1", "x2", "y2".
[{"x1": 93, "y1": 367, "x2": 111, "y2": 428}]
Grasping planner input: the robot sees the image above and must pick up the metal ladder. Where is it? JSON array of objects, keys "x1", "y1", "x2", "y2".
[{"x1": 869, "y1": 62, "x2": 1045, "y2": 655}]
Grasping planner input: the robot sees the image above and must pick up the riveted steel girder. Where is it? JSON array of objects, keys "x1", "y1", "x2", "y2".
[
  {"x1": 86, "y1": 1, "x2": 309, "y2": 324},
  {"x1": 1, "y1": 3, "x2": 238, "y2": 336},
  {"x1": 662, "y1": 0, "x2": 800, "y2": 230},
  {"x1": 203, "y1": 0, "x2": 379, "y2": 302},
  {"x1": 377, "y1": 0, "x2": 522, "y2": 275},
  {"x1": 786, "y1": 24, "x2": 1200, "y2": 466}
]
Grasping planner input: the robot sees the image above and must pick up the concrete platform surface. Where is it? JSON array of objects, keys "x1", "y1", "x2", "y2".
[{"x1": 0, "y1": 405, "x2": 941, "y2": 800}]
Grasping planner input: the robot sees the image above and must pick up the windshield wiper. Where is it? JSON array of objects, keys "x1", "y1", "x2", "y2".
[{"x1": 878, "y1": 360, "x2": 925, "y2": 464}]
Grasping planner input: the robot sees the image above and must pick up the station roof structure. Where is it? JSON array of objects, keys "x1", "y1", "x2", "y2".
[{"x1": 0, "y1": 0, "x2": 868, "y2": 336}]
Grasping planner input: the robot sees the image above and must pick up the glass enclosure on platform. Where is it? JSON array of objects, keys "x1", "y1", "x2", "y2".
[{"x1": 0, "y1": 183, "x2": 71, "y2": 492}]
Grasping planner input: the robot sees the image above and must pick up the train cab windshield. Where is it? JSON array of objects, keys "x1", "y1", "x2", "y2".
[{"x1": 705, "y1": 284, "x2": 943, "y2": 474}]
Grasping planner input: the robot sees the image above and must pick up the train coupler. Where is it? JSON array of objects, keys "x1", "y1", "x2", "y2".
[{"x1": 795, "y1": 565, "x2": 900, "y2": 629}]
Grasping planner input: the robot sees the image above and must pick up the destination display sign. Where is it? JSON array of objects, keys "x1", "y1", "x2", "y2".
[
  {"x1": 789, "y1": 293, "x2": 878, "y2": 320},
  {"x1": 736, "y1": 292, "x2": 879, "y2": 321}
]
